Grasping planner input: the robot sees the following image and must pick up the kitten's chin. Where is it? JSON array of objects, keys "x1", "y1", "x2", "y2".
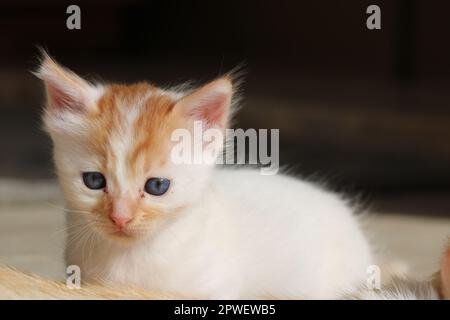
[
  {"x1": 103, "y1": 232, "x2": 139, "y2": 245},
  {"x1": 94, "y1": 227, "x2": 142, "y2": 245}
]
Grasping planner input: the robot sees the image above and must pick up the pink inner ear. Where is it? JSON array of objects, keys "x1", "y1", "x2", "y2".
[
  {"x1": 47, "y1": 81, "x2": 84, "y2": 113},
  {"x1": 188, "y1": 93, "x2": 228, "y2": 128}
]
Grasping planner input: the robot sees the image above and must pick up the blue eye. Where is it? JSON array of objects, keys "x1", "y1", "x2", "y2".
[
  {"x1": 144, "y1": 178, "x2": 170, "y2": 196},
  {"x1": 82, "y1": 172, "x2": 106, "y2": 190}
]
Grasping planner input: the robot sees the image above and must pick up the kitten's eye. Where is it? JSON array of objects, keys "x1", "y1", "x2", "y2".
[
  {"x1": 144, "y1": 178, "x2": 170, "y2": 196},
  {"x1": 82, "y1": 172, "x2": 106, "y2": 190}
]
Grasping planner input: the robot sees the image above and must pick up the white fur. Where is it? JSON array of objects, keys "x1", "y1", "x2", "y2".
[{"x1": 66, "y1": 168, "x2": 373, "y2": 299}]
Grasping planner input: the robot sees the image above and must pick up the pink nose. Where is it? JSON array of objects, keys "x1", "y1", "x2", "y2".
[{"x1": 109, "y1": 215, "x2": 132, "y2": 229}]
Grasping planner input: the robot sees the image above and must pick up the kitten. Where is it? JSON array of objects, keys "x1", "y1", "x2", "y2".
[{"x1": 36, "y1": 52, "x2": 373, "y2": 299}]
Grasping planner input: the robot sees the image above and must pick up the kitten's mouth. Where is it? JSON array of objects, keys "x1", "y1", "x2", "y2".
[{"x1": 111, "y1": 229, "x2": 133, "y2": 238}]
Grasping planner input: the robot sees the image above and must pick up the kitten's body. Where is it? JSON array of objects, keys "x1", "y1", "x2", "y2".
[
  {"x1": 67, "y1": 168, "x2": 372, "y2": 299},
  {"x1": 38, "y1": 53, "x2": 372, "y2": 299}
]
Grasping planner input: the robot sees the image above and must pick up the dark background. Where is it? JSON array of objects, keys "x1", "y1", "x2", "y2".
[{"x1": 1, "y1": 0, "x2": 450, "y2": 214}]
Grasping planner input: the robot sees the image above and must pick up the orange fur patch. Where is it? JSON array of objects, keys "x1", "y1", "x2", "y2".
[{"x1": 80, "y1": 82, "x2": 187, "y2": 232}]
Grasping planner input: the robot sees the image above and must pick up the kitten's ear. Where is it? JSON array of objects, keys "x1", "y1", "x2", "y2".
[
  {"x1": 175, "y1": 77, "x2": 233, "y2": 130},
  {"x1": 439, "y1": 240, "x2": 450, "y2": 299},
  {"x1": 34, "y1": 51, "x2": 101, "y2": 114}
]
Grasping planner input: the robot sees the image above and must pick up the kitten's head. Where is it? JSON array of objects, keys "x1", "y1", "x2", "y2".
[{"x1": 36, "y1": 52, "x2": 236, "y2": 243}]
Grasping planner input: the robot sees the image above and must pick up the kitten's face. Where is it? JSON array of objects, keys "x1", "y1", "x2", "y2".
[{"x1": 37, "y1": 53, "x2": 233, "y2": 244}]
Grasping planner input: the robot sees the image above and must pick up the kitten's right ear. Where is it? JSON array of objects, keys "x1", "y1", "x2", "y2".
[
  {"x1": 34, "y1": 51, "x2": 101, "y2": 114},
  {"x1": 174, "y1": 77, "x2": 233, "y2": 131}
]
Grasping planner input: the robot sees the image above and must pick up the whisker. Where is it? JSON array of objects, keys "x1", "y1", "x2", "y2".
[{"x1": 42, "y1": 201, "x2": 95, "y2": 215}]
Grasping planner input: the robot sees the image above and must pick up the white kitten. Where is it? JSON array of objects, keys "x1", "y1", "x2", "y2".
[{"x1": 37, "y1": 53, "x2": 373, "y2": 299}]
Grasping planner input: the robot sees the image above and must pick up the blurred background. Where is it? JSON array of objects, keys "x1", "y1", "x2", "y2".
[{"x1": 0, "y1": 0, "x2": 449, "y2": 279}]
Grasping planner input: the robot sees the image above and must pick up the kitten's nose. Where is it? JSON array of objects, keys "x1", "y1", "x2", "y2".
[
  {"x1": 110, "y1": 197, "x2": 135, "y2": 229},
  {"x1": 109, "y1": 215, "x2": 132, "y2": 229}
]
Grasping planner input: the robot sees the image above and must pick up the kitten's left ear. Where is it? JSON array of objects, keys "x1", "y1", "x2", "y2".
[
  {"x1": 34, "y1": 51, "x2": 101, "y2": 114},
  {"x1": 175, "y1": 77, "x2": 233, "y2": 130}
]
